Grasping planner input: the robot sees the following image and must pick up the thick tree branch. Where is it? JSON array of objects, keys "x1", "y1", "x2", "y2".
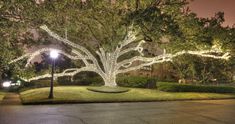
[
  {"x1": 118, "y1": 40, "x2": 145, "y2": 57},
  {"x1": 9, "y1": 48, "x2": 87, "y2": 67},
  {"x1": 118, "y1": 28, "x2": 138, "y2": 49},
  {"x1": 40, "y1": 25, "x2": 104, "y2": 75},
  {"x1": 117, "y1": 49, "x2": 230, "y2": 74},
  {"x1": 40, "y1": 25, "x2": 98, "y2": 64},
  {"x1": 21, "y1": 67, "x2": 94, "y2": 82}
]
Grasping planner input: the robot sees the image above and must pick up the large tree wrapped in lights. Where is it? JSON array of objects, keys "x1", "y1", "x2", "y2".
[
  {"x1": 6, "y1": 0, "x2": 233, "y2": 87},
  {"x1": 10, "y1": 25, "x2": 230, "y2": 87}
]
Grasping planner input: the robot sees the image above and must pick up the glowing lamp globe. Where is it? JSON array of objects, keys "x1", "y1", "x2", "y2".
[
  {"x1": 2, "y1": 81, "x2": 11, "y2": 88},
  {"x1": 50, "y1": 50, "x2": 59, "y2": 59}
]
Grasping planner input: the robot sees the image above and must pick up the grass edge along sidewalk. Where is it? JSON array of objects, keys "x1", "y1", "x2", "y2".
[
  {"x1": 0, "y1": 91, "x2": 6, "y2": 102},
  {"x1": 20, "y1": 86, "x2": 235, "y2": 105}
]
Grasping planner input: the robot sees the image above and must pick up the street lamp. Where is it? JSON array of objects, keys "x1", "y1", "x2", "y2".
[{"x1": 48, "y1": 50, "x2": 59, "y2": 99}]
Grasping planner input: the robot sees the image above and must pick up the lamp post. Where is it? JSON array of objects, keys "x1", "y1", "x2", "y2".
[{"x1": 48, "y1": 50, "x2": 59, "y2": 99}]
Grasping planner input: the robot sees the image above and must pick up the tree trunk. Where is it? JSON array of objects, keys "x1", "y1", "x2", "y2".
[
  {"x1": 103, "y1": 74, "x2": 117, "y2": 87},
  {"x1": 178, "y1": 78, "x2": 186, "y2": 84}
]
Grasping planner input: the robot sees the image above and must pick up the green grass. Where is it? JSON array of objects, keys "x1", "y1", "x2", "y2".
[
  {"x1": 0, "y1": 90, "x2": 6, "y2": 101},
  {"x1": 87, "y1": 86, "x2": 129, "y2": 93},
  {"x1": 20, "y1": 86, "x2": 235, "y2": 104}
]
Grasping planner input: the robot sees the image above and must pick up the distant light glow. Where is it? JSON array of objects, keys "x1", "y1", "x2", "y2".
[
  {"x1": 50, "y1": 50, "x2": 59, "y2": 59},
  {"x1": 16, "y1": 80, "x2": 21, "y2": 86},
  {"x1": 3, "y1": 81, "x2": 11, "y2": 88}
]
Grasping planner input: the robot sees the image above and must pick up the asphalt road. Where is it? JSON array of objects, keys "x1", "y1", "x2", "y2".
[{"x1": 1, "y1": 100, "x2": 235, "y2": 124}]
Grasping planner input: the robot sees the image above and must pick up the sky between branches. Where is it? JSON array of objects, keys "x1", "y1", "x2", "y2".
[{"x1": 189, "y1": 0, "x2": 235, "y2": 27}]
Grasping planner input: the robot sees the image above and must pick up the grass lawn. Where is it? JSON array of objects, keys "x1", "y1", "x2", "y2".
[
  {"x1": 20, "y1": 86, "x2": 235, "y2": 104},
  {"x1": 0, "y1": 90, "x2": 6, "y2": 102}
]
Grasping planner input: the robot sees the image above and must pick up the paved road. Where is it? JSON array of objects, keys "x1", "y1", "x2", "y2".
[{"x1": 0, "y1": 100, "x2": 235, "y2": 124}]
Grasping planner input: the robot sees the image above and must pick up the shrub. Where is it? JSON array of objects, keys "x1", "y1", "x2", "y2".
[
  {"x1": 57, "y1": 76, "x2": 104, "y2": 86},
  {"x1": 22, "y1": 79, "x2": 58, "y2": 88},
  {"x1": 57, "y1": 76, "x2": 73, "y2": 85},
  {"x1": 79, "y1": 76, "x2": 104, "y2": 86},
  {"x1": 157, "y1": 82, "x2": 235, "y2": 93},
  {"x1": 117, "y1": 76, "x2": 157, "y2": 88},
  {"x1": 40, "y1": 76, "x2": 157, "y2": 88}
]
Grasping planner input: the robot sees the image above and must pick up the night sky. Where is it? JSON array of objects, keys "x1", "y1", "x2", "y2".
[{"x1": 189, "y1": 0, "x2": 235, "y2": 27}]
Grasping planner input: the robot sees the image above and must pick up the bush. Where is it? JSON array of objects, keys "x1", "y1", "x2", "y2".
[
  {"x1": 157, "y1": 82, "x2": 235, "y2": 93},
  {"x1": 57, "y1": 75, "x2": 157, "y2": 88},
  {"x1": 22, "y1": 79, "x2": 58, "y2": 88},
  {"x1": 57, "y1": 76, "x2": 104, "y2": 86},
  {"x1": 117, "y1": 76, "x2": 157, "y2": 88},
  {"x1": 79, "y1": 76, "x2": 104, "y2": 86},
  {"x1": 41, "y1": 75, "x2": 157, "y2": 88},
  {"x1": 57, "y1": 76, "x2": 73, "y2": 85}
]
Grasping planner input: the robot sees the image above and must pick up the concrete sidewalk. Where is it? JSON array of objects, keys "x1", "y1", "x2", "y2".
[{"x1": 1, "y1": 93, "x2": 21, "y2": 105}]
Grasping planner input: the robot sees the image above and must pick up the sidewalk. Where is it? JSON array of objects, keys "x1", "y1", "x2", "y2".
[{"x1": 1, "y1": 93, "x2": 21, "y2": 105}]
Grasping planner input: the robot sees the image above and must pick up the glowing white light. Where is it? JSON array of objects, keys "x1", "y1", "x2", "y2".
[
  {"x1": 2, "y1": 81, "x2": 11, "y2": 88},
  {"x1": 50, "y1": 50, "x2": 59, "y2": 59},
  {"x1": 16, "y1": 80, "x2": 21, "y2": 86}
]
